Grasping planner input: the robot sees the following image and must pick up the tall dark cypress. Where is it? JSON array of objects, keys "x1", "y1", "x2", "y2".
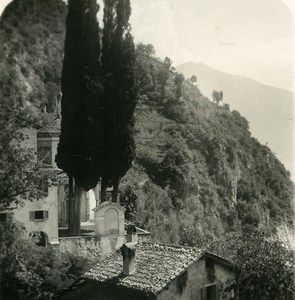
[
  {"x1": 101, "y1": 0, "x2": 137, "y2": 202},
  {"x1": 56, "y1": 0, "x2": 102, "y2": 235}
]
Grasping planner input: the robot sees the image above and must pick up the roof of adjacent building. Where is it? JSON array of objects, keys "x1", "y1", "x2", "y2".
[{"x1": 83, "y1": 242, "x2": 204, "y2": 295}]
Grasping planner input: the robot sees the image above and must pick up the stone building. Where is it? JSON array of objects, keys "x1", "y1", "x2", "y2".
[
  {"x1": 0, "y1": 128, "x2": 61, "y2": 246},
  {"x1": 0, "y1": 127, "x2": 97, "y2": 246},
  {"x1": 58, "y1": 237, "x2": 234, "y2": 300}
]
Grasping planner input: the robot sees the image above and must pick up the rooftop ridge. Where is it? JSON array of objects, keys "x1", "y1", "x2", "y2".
[
  {"x1": 83, "y1": 241, "x2": 204, "y2": 294},
  {"x1": 140, "y1": 240, "x2": 204, "y2": 251}
]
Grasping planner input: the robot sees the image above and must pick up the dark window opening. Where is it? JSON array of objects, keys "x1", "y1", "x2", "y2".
[
  {"x1": 35, "y1": 211, "x2": 45, "y2": 220},
  {"x1": 0, "y1": 213, "x2": 7, "y2": 222},
  {"x1": 201, "y1": 284, "x2": 218, "y2": 300},
  {"x1": 206, "y1": 258, "x2": 215, "y2": 282},
  {"x1": 30, "y1": 210, "x2": 49, "y2": 221},
  {"x1": 207, "y1": 285, "x2": 217, "y2": 300}
]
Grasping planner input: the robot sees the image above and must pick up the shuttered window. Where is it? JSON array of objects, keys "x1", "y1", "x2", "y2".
[{"x1": 30, "y1": 210, "x2": 49, "y2": 221}]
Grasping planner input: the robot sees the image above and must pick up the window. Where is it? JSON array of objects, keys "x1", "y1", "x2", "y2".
[
  {"x1": 0, "y1": 213, "x2": 7, "y2": 222},
  {"x1": 37, "y1": 141, "x2": 52, "y2": 165},
  {"x1": 30, "y1": 210, "x2": 49, "y2": 221},
  {"x1": 206, "y1": 258, "x2": 215, "y2": 282},
  {"x1": 201, "y1": 284, "x2": 218, "y2": 300}
]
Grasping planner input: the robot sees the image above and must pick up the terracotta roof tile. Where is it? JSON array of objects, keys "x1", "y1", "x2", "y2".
[{"x1": 83, "y1": 242, "x2": 203, "y2": 294}]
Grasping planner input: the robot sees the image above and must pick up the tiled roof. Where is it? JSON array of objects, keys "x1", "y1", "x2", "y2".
[{"x1": 83, "y1": 242, "x2": 203, "y2": 295}]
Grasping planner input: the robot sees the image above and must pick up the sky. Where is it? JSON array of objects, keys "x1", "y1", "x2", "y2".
[
  {"x1": 129, "y1": 0, "x2": 295, "y2": 91},
  {"x1": 0, "y1": 0, "x2": 294, "y2": 90}
]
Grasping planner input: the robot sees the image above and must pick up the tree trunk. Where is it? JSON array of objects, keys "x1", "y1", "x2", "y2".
[
  {"x1": 68, "y1": 175, "x2": 74, "y2": 235},
  {"x1": 0, "y1": 269, "x2": 2, "y2": 300},
  {"x1": 101, "y1": 176, "x2": 108, "y2": 202},
  {"x1": 112, "y1": 176, "x2": 121, "y2": 203},
  {"x1": 94, "y1": 183, "x2": 101, "y2": 206},
  {"x1": 72, "y1": 184, "x2": 82, "y2": 236}
]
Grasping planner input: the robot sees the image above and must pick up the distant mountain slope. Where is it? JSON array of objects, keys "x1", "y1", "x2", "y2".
[{"x1": 176, "y1": 62, "x2": 294, "y2": 177}]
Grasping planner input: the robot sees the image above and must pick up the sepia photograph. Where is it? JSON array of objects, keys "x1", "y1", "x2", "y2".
[{"x1": 0, "y1": 0, "x2": 294, "y2": 299}]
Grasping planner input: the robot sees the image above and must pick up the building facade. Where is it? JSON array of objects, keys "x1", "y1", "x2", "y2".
[
  {"x1": 0, "y1": 128, "x2": 98, "y2": 246},
  {"x1": 58, "y1": 240, "x2": 234, "y2": 300}
]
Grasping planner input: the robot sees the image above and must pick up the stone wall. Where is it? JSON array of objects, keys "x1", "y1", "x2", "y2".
[
  {"x1": 59, "y1": 234, "x2": 125, "y2": 261},
  {"x1": 59, "y1": 233, "x2": 150, "y2": 261}
]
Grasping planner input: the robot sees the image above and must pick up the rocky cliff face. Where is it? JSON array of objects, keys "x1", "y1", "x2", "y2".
[{"x1": 1, "y1": 0, "x2": 293, "y2": 245}]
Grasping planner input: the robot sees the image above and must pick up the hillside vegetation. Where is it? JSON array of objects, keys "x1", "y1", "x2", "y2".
[
  {"x1": 177, "y1": 62, "x2": 294, "y2": 177},
  {"x1": 1, "y1": 0, "x2": 294, "y2": 245}
]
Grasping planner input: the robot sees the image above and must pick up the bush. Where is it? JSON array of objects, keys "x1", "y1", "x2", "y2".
[
  {"x1": 209, "y1": 228, "x2": 295, "y2": 300},
  {"x1": 0, "y1": 223, "x2": 89, "y2": 300},
  {"x1": 235, "y1": 229, "x2": 295, "y2": 300}
]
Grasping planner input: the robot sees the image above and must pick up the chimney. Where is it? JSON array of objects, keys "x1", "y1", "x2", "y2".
[
  {"x1": 121, "y1": 243, "x2": 136, "y2": 275},
  {"x1": 126, "y1": 224, "x2": 138, "y2": 243}
]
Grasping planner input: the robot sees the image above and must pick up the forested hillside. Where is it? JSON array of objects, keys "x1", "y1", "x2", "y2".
[
  {"x1": 1, "y1": 0, "x2": 293, "y2": 245},
  {"x1": 177, "y1": 62, "x2": 294, "y2": 177},
  {"x1": 0, "y1": 0, "x2": 66, "y2": 113}
]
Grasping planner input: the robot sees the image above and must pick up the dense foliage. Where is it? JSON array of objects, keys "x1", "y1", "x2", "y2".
[
  {"x1": 55, "y1": 0, "x2": 102, "y2": 235},
  {"x1": 0, "y1": 0, "x2": 66, "y2": 112},
  {"x1": 235, "y1": 231, "x2": 295, "y2": 300},
  {"x1": 207, "y1": 227, "x2": 295, "y2": 300},
  {"x1": 0, "y1": 222, "x2": 89, "y2": 300},
  {"x1": 0, "y1": 0, "x2": 67, "y2": 211},
  {"x1": 0, "y1": 105, "x2": 50, "y2": 211},
  {"x1": 56, "y1": 0, "x2": 102, "y2": 191},
  {"x1": 120, "y1": 44, "x2": 294, "y2": 243},
  {"x1": 0, "y1": 0, "x2": 66, "y2": 211},
  {"x1": 101, "y1": 0, "x2": 136, "y2": 202}
]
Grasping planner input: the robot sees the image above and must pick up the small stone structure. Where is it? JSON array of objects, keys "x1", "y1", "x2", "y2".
[
  {"x1": 93, "y1": 202, "x2": 125, "y2": 236},
  {"x1": 59, "y1": 202, "x2": 150, "y2": 260}
]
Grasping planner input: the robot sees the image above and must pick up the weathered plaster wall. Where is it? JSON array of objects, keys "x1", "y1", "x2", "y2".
[
  {"x1": 157, "y1": 258, "x2": 234, "y2": 300},
  {"x1": 59, "y1": 234, "x2": 149, "y2": 261},
  {"x1": 12, "y1": 186, "x2": 59, "y2": 244},
  {"x1": 59, "y1": 234, "x2": 126, "y2": 260}
]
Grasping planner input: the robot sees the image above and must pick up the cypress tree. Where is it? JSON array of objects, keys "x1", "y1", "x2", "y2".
[
  {"x1": 56, "y1": 0, "x2": 103, "y2": 235},
  {"x1": 101, "y1": 0, "x2": 137, "y2": 202}
]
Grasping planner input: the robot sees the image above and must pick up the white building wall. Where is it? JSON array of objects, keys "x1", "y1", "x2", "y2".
[{"x1": 12, "y1": 186, "x2": 59, "y2": 245}]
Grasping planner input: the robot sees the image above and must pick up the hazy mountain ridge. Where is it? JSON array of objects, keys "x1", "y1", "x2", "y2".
[
  {"x1": 0, "y1": 0, "x2": 293, "y2": 245},
  {"x1": 177, "y1": 62, "x2": 294, "y2": 177}
]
